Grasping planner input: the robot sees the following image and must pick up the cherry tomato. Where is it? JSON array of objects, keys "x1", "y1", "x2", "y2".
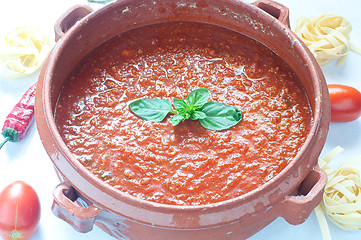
[
  {"x1": 0, "y1": 181, "x2": 41, "y2": 240},
  {"x1": 328, "y1": 84, "x2": 361, "y2": 122}
]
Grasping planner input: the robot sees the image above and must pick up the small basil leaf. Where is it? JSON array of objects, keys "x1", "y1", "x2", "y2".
[
  {"x1": 199, "y1": 102, "x2": 242, "y2": 130},
  {"x1": 173, "y1": 98, "x2": 188, "y2": 113},
  {"x1": 130, "y1": 98, "x2": 172, "y2": 122},
  {"x1": 190, "y1": 110, "x2": 207, "y2": 120},
  {"x1": 171, "y1": 114, "x2": 186, "y2": 126},
  {"x1": 185, "y1": 88, "x2": 209, "y2": 110}
]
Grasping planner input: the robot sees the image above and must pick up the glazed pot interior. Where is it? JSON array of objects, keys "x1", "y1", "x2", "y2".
[{"x1": 42, "y1": 0, "x2": 329, "y2": 228}]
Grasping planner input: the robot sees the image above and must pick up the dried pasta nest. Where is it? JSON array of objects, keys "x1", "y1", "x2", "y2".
[
  {"x1": 294, "y1": 14, "x2": 361, "y2": 66},
  {"x1": 0, "y1": 25, "x2": 53, "y2": 78},
  {"x1": 323, "y1": 166, "x2": 361, "y2": 231},
  {"x1": 315, "y1": 146, "x2": 361, "y2": 240}
]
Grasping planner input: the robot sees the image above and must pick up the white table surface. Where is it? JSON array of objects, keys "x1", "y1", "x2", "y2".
[{"x1": 0, "y1": 0, "x2": 361, "y2": 239}]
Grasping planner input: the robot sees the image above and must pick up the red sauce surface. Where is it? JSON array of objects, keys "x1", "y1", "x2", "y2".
[{"x1": 55, "y1": 22, "x2": 312, "y2": 205}]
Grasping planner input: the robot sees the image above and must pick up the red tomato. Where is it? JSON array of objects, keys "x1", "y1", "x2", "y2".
[
  {"x1": 328, "y1": 84, "x2": 361, "y2": 122},
  {"x1": 0, "y1": 181, "x2": 41, "y2": 240}
]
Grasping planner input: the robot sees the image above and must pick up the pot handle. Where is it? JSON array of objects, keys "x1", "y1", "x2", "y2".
[
  {"x1": 52, "y1": 182, "x2": 101, "y2": 233},
  {"x1": 54, "y1": 4, "x2": 93, "y2": 41},
  {"x1": 252, "y1": 0, "x2": 290, "y2": 27},
  {"x1": 278, "y1": 164, "x2": 327, "y2": 225}
]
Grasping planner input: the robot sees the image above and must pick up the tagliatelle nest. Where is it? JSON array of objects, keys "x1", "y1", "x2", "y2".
[
  {"x1": 0, "y1": 25, "x2": 53, "y2": 78},
  {"x1": 315, "y1": 146, "x2": 361, "y2": 240},
  {"x1": 294, "y1": 14, "x2": 361, "y2": 66}
]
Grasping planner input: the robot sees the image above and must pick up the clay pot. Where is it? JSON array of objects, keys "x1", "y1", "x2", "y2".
[{"x1": 35, "y1": 0, "x2": 330, "y2": 239}]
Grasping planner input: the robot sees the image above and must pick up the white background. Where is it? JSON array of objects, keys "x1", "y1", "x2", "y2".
[{"x1": 0, "y1": 0, "x2": 361, "y2": 239}]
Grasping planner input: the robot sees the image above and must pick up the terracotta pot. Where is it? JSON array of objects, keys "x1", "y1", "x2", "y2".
[{"x1": 35, "y1": 0, "x2": 331, "y2": 239}]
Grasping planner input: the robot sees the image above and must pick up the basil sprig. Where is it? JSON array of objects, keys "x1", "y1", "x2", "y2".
[{"x1": 130, "y1": 88, "x2": 242, "y2": 131}]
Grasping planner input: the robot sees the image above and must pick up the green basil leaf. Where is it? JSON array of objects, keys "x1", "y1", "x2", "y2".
[
  {"x1": 130, "y1": 98, "x2": 172, "y2": 122},
  {"x1": 190, "y1": 110, "x2": 207, "y2": 120},
  {"x1": 171, "y1": 114, "x2": 186, "y2": 126},
  {"x1": 199, "y1": 102, "x2": 242, "y2": 130},
  {"x1": 129, "y1": 88, "x2": 242, "y2": 131},
  {"x1": 185, "y1": 88, "x2": 209, "y2": 110},
  {"x1": 173, "y1": 98, "x2": 188, "y2": 114}
]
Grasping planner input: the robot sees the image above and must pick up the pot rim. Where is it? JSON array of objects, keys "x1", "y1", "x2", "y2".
[{"x1": 40, "y1": 0, "x2": 329, "y2": 214}]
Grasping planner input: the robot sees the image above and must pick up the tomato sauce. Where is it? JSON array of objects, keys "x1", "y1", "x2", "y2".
[{"x1": 55, "y1": 22, "x2": 312, "y2": 205}]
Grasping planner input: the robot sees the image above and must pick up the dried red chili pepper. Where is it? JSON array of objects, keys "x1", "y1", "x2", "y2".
[{"x1": 0, "y1": 83, "x2": 36, "y2": 149}]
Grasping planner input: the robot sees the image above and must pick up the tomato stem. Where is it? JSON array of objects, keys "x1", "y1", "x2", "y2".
[{"x1": 9, "y1": 230, "x2": 21, "y2": 240}]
